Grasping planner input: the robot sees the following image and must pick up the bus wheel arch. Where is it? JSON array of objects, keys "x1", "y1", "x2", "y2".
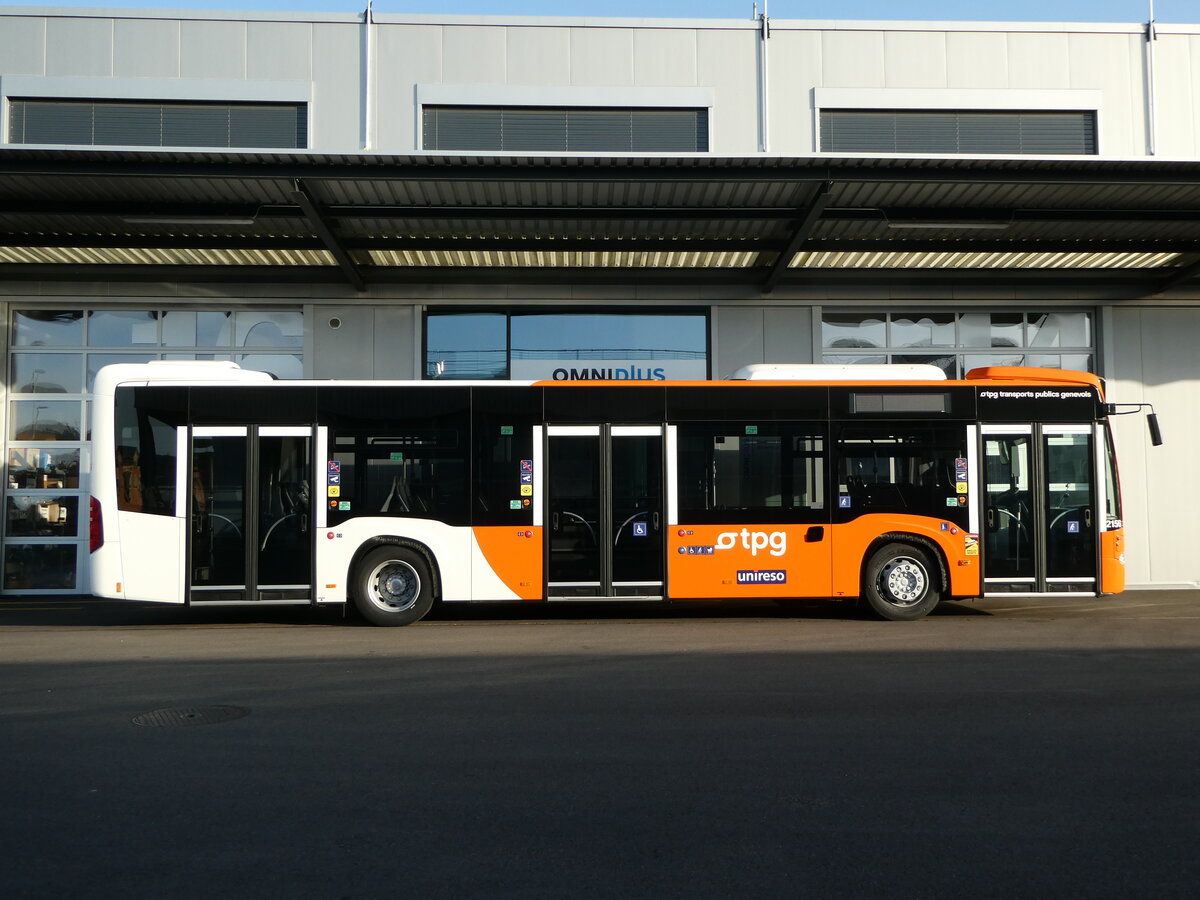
[
  {"x1": 349, "y1": 538, "x2": 440, "y2": 626},
  {"x1": 860, "y1": 534, "x2": 946, "y2": 621}
]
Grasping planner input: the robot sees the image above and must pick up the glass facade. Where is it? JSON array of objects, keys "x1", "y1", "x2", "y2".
[
  {"x1": 425, "y1": 311, "x2": 709, "y2": 381},
  {"x1": 822, "y1": 311, "x2": 1094, "y2": 377},
  {"x1": 3, "y1": 307, "x2": 304, "y2": 593}
]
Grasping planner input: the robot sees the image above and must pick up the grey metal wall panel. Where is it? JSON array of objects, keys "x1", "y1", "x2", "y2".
[
  {"x1": 714, "y1": 306, "x2": 764, "y2": 379},
  {"x1": 247, "y1": 21, "x2": 312, "y2": 83},
  {"x1": 1107, "y1": 305, "x2": 1200, "y2": 589},
  {"x1": 113, "y1": 18, "x2": 179, "y2": 79},
  {"x1": 180, "y1": 19, "x2": 246, "y2": 80},
  {"x1": 0, "y1": 16, "x2": 47, "y2": 75},
  {"x1": 570, "y1": 28, "x2": 633, "y2": 86},
  {"x1": 311, "y1": 23, "x2": 361, "y2": 151},
  {"x1": 45, "y1": 17, "x2": 113, "y2": 78},
  {"x1": 506, "y1": 26, "x2": 570, "y2": 84},
  {"x1": 763, "y1": 308, "x2": 814, "y2": 365},
  {"x1": 375, "y1": 24, "x2": 441, "y2": 150},
  {"x1": 442, "y1": 26, "x2": 506, "y2": 84},
  {"x1": 373, "y1": 306, "x2": 417, "y2": 379},
  {"x1": 313, "y1": 306, "x2": 375, "y2": 378}
]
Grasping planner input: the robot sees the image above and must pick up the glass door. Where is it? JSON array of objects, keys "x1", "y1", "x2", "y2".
[
  {"x1": 188, "y1": 425, "x2": 313, "y2": 602},
  {"x1": 546, "y1": 425, "x2": 664, "y2": 599},
  {"x1": 981, "y1": 424, "x2": 1096, "y2": 595}
]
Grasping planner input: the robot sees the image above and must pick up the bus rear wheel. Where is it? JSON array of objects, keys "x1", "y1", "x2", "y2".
[
  {"x1": 352, "y1": 546, "x2": 434, "y2": 626},
  {"x1": 863, "y1": 543, "x2": 940, "y2": 621}
]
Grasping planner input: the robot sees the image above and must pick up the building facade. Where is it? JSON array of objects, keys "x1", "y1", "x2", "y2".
[{"x1": 1, "y1": 6, "x2": 1198, "y2": 593}]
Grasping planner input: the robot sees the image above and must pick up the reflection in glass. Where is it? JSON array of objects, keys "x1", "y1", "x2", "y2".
[
  {"x1": 10, "y1": 353, "x2": 83, "y2": 393},
  {"x1": 511, "y1": 313, "x2": 707, "y2": 379},
  {"x1": 6, "y1": 496, "x2": 79, "y2": 537},
  {"x1": 958, "y1": 313, "x2": 1024, "y2": 348},
  {"x1": 198, "y1": 312, "x2": 234, "y2": 346},
  {"x1": 892, "y1": 354, "x2": 957, "y2": 377},
  {"x1": 13, "y1": 310, "x2": 84, "y2": 347},
  {"x1": 3, "y1": 544, "x2": 77, "y2": 590},
  {"x1": 87, "y1": 310, "x2": 159, "y2": 346},
  {"x1": 9, "y1": 401, "x2": 81, "y2": 441},
  {"x1": 891, "y1": 313, "x2": 955, "y2": 348},
  {"x1": 235, "y1": 311, "x2": 302, "y2": 347},
  {"x1": 1028, "y1": 312, "x2": 1091, "y2": 348},
  {"x1": 962, "y1": 353, "x2": 1023, "y2": 373},
  {"x1": 822, "y1": 314, "x2": 885, "y2": 349},
  {"x1": 87, "y1": 353, "x2": 158, "y2": 391},
  {"x1": 824, "y1": 354, "x2": 885, "y2": 366},
  {"x1": 7, "y1": 448, "x2": 81, "y2": 490},
  {"x1": 426, "y1": 313, "x2": 507, "y2": 379},
  {"x1": 238, "y1": 354, "x2": 303, "y2": 379}
]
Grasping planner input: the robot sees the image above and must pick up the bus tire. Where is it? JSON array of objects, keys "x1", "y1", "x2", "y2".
[
  {"x1": 352, "y1": 546, "x2": 435, "y2": 626},
  {"x1": 863, "y1": 542, "x2": 940, "y2": 621}
]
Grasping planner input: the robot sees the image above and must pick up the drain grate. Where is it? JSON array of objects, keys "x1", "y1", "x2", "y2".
[{"x1": 132, "y1": 706, "x2": 249, "y2": 727}]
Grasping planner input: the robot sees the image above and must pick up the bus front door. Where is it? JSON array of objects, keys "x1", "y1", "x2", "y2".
[
  {"x1": 188, "y1": 426, "x2": 314, "y2": 603},
  {"x1": 546, "y1": 425, "x2": 664, "y2": 600},
  {"x1": 981, "y1": 425, "x2": 1097, "y2": 595}
]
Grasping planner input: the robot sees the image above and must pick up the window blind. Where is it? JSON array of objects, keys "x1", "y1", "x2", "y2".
[
  {"x1": 422, "y1": 106, "x2": 709, "y2": 152},
  {"x1": 8, "y1": 99, "x2": 307, "y2": 149},
  {"x1": 819, "y1": 109, "x2": 1096, "y2": 155}
]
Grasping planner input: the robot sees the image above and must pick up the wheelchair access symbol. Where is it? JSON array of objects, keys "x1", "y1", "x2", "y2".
[{"x1": 633, "y1": 521, "x2": 648, "y2": 537}]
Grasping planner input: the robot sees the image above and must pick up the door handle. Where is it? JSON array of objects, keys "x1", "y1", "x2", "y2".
[
  {"x1": 652, "y1": 511, "x2": 660, "y2": 531},
  {"x1": 986, "y1": 508, "x2": 995, "y2": 531},
  {"x1": 1084, "y1": 508, "x2": 1092, "y2": 529},
  {"x1": 552, "y1": 511, "x2": 559, "y2": 531}
]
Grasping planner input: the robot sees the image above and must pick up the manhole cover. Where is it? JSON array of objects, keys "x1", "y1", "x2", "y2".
[{"x1": 132, "y1": 706, "x2": 249, "y2": 727}]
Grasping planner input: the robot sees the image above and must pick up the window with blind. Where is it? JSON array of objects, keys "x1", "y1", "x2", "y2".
[
  {"x1": 422, "y1": 106, "x2": 709, "y2": 152},
  {"x1": 8, "y1": 99, "x2": 308, "y2": 149},
  {"x1": 819, "y1": 109, "x2": 1097, "y2": 155}
]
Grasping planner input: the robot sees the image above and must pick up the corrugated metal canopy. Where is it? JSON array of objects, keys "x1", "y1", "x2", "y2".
[{"x1": 4, "y1": 147, "x2": 1200, "y2": 294}]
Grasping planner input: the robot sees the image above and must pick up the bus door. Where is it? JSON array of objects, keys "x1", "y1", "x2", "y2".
[
  {"x1": 980, "y1": 424, "x2": 1097, "y2": 595},
  {"x1": 188, "y1": 425, "x2": 314, "y2": 602},
  {"x1": 545, "y1": 425, "x2": 664, "y2": 599}
]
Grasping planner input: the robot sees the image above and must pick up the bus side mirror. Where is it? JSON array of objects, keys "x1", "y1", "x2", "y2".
[{"x1": 1147, "y1": 413, "x2": 1163, "y2": 447}]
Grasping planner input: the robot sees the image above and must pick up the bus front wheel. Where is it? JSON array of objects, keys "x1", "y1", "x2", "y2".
[
  {"x1": 863, "y1": 543, "x2": 940, "y2": 621},
  {"x1": 352, "y1": 546, "x2": 435, "y2": 626}
]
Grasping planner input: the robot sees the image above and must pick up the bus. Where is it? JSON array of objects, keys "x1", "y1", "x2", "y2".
[{"x1": 88, "y1": 360, "x2": 1136, "y2": 624}]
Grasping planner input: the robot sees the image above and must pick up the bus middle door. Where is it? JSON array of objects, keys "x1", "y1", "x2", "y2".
[{"x1": 188, "y1": 425, "x2": 314, "y2": 603}]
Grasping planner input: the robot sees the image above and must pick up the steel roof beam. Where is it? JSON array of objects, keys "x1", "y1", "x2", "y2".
[
  {"x1": 761, "y1": 182, "x2": 833, "y2": 293},
  {"x1": 290, "y1": 178, "x2": 366, "y2": 292}
]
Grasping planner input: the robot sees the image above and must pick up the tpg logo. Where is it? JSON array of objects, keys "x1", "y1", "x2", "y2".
[{"x1": 715, "y1": 529, "x2": 787, "y2": 557}]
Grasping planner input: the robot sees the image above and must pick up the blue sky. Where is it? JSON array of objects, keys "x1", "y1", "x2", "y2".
[{"x1": 1, "y1": 2, "x2": 1194, "y2": 24}]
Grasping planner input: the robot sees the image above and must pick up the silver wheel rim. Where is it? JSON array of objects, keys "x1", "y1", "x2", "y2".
[
  {"x1": 366, "y1": 559, "x2": 421, "y2": 613},
  {"x1": 879, "y1": 556, "x2": 927, "y2": 607}
]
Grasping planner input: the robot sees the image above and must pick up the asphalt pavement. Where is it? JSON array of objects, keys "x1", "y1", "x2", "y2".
[{"x1": 2, "y1": 590, "x2": 1199, "y2": 898}]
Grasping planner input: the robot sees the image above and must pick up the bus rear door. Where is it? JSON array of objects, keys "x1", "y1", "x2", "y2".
[
  {"x1": 980, "y1": 424, "x2": 1097, "y2": 595},
  {"x1": 188, "y1": 425, "x2": 314, "y2": 603}
]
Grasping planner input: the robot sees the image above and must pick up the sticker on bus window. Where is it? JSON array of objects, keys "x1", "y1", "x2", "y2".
[
  {"x1": 327, "y1": 486, "x2": 340, "y2": 497},
  {"x1": 390, "y1": 452, "x2": 404, "y2": 461},
  {"x1": 838, "y1": 496, "x2": 851, "y2": 508},
  {"x1": 327, "y1": 461, "x2": 341, "y2": 474},
  {"x1": 521, "y1": 459, "x2": 533, "y2": 473},
  {"x1": 745, "y1": 425, "x2": 758, "y2": 435},
  {"x1": 945, "y1": 497, "x2": 958, "y2": 507},
  {"x1": 965, "y1": 534, "x2": 979, "y2": 556},
  {"x1": 339, "y1": 501, "x2": 351, "y2": 511},
  {"x1": 1067, "y1": 521, "x2": 1080, "y2": 533},
  {"x1": 510, "y1": 500, "x2": 522, "y2": 509},
  {"x1": 520, "y1": 472, "x2": 532, "y2": 484},
  {"x1": 500, "y1": 425, "x2": 513, "y2": 435},
  {"x1": 956, "y1": 482, "x2": 969, "y2": 494},
  {"x1": 520, "y1": 484, "x2": 532, "y2": 496},
  {"x1": 955, "y1": 457, "x2": 968, "y2": 478},
  {"x1": 633, "y1": 522, "x2": 648, "y2": 537}
]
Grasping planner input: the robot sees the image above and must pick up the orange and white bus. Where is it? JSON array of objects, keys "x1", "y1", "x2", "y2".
[{"x1": 88, "y1": 361, "x2": 1139, "y2": 623}]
